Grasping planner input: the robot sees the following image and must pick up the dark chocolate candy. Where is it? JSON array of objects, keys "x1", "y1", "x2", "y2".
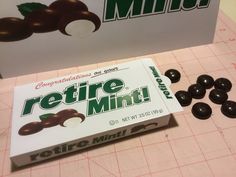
[
  {"x1": 214, "y1": 78, "x2": 232, "y2": 92},
  {"x1": 221, "y1": 101, "x2": 236, "y2": 118},
  {"x1": 175, "y1": 90, "x2": 192, "y2": 107},
  {"x1": 49, "y1": 0, "x2": 88, "y2": 15},
  {"x1": 39, "y1": 113, "x2": 55, "y2": 121},
  {"x1": 209, "y1": 89, "x2": 228, "y2": 104},
  {"x1": 0, "y1": 17, "x2": 32, "y2": 42},
  {"x1": 188, "y1": 83, "x2": 206, "y2": 99},
  {"x1": 58, "y1": 11, "x2": 101, "y2": 35},
  {"x1": 41, "y1": 114, "x2": 60, "y2": 128},
  {"x1": 197, "y1": 74, "x2": 214, "y2": 89},
  {"x1": 25, "y1": 8, "x2": 60, "y2": 33},
  {"x1": 164, "y1": 69, "x2": 181, "y2": 83},
  {"x1": 192, "y1": 102, "x2": 212, "y2": 120},
  {"x1": 59, "y1": 112, "x2": 85, "y2": 127},
  {"x1": 57, "y1": 109, "x2": 78, "y2": 118},
  {"x1": 18, "y1": 122, "x2": 43, "y2": 136}
]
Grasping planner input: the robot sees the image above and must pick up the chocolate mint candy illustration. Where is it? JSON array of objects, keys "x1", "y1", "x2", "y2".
[
  {"x1": 18, "y1": 122, "x2": 43, "y2": 136},
  {"x1": 0, "y1": 17, "x2": 33, "y2": 42},
  {"x1": 59, "y1": 112, "x2": 85, "y2": 127},
  {"x1": 58, "y1": 11, "x2": 101, "y2": 37},
  {"x1": 17, "y1": 2, "x2": 48, "y2": 17},
  {"x1": 49, "y1": 0, "x2": 88, "y2": 15},
  {"x1": 131, "y1": 123, "x2": 158, "y2": 133},
  {"x1": 40, "y1": 114, "x2": 60, "y2": 128},
  {"x1": 25, "y1": 8, "x2": 61, "y2": 33},
  {"x1": 39, "y1": 113, "x2": 55, "y2": 121},
  {"x1": 131, "y1": 125, "x2": 145, "y2": 133},
  {"x1": 57, "y1": 109, "x2": 78, "y2": 118}
]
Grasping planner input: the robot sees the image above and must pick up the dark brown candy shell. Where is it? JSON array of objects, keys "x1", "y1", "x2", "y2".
[
  {"x1": 192, "y1": 102, "x2": 212, "y2": 120},
  {"x1": 164, "y1": 69, "x2": 181, "y2": 83},
  {"x1": 214, "y1": 78, "x2": 232, "y2": 92},
  {"x1": 221, "y1": 101, "x2": 236, "y2": 118},
  {"x1": 209, "y1": 89, "x2": 228, "y2": 105},
  {"x1": 57, "y1": 109, "x2": 78, "y2": 118},
  {"x1": 18, "y1": 122, "x2": 43, "y2": 136},
  {"x1": 24, "y1": 8, "x2": 60, "y2": 33},
  {"x1": 197, "y1": 74, "x2": 214, "y2": 89},
  {"x1": 49, "y1": 0, "x2": 88, "y2": 14},
  {"x1": 59, "y1": 112, "x2": 85, "y2": 127},
  {"x1": 0, "y1": 17, "x2": 32, "y2": 42},
  {"x1": 188, "y1": 84, "x2": 206, "y2": 99},
  {"x1": 41, "y1": 114, "x2": 60, "y2": 128},
  {"x1": 58, "y1": 11, "x2": 101, "y2": 35}
]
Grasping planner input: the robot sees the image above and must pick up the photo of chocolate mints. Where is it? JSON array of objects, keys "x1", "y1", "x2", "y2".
[
  {"x1": 18, "y1": 108, "x2": 85, "y2": 136},
  {"x1": 0, "y1": 0, "x2": 101, "y2": 42},
  {"x1": 169, "y1": 70, "x2": 236, "y2": 120}
]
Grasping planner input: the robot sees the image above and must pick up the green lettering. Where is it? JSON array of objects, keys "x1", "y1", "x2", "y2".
[
  {"x1": 105, "y1": 0, "x2": 143, "y2": 20},
  {"x1": 88, "y1": 96, "x2": 109, "y2": 115},
  {"x1": 131, "y1": 90, "x2": 143, "y2": 104},
  {"x1": 89, "y1": 82, "x2": 102, "y2": 99},
  {"x1": 22, "y1": 97, "x2": 41, "y2": 115},
  {"x1": 183, "y1": 0, "x2": 197, "y2": 9},
  {"x1": 64, "y1": 85, "x2": 77, "y2": 104},
  {"x1": 170, "y1": 0, "x2": 181, "y2": 11},
  {"x1": 78, "y1": 82, "x2": 87, "y2": 101},
  {"x1": 154, "y1": 0, "x2": 167, "y2": 13},
  {"x1": 199, "y1": 0, "x2": 210, "y2": 8},
  {"x1": 103, "y1": 79, "x2": 124, "y2": 93},
  {"x1": 40, "y1": 93, "x2": 62, "y2": 109},
  {"x1": 144, "y1": 0, "x2": 155, "y2": 14},
  {"x1": 93, "y1": 136, "x2": 105, "y2": 144},
  {"x1": 117, "y1": 95, "x2": 133, "y2": 108}
]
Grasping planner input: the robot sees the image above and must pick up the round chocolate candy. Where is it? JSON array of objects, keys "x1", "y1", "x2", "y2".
[
  {"x1": 58, "y1": 11, "x2": 101, "y2": 37},
  {"x1": 18, "y1": 122, "x2": 43, "y2": 136},
  {"x1": 209, "y1": 89, "x2": 228, "y2": 104},
  {"x1": 221, "y1": 101, "x2": 236, "y2": 118},
  {"x1": 192, "y1": 102, "x2": 212, "y2": 120},
  {"x1": 41, "y1": 114, "x2": 60, "y2": 128},
  {"x1": 164, "y1": 69, "x2": 181, "y2": 83},
  {"x1": 0, "y1": 17, "x2": 32, "y2": 42},
  {"x1": 175, "y1": 90, "x2": 192, "y2": 107},
  {"x1": 59, "y1": 112, "x2": 85, "y2": 127},
  {"x1": 25, "y1": 8, "x2": 60, "y2": 33},
  {"x1": 188, "y1": 84, "x2": 206, "y2": 99},
  {"x1": 49, "y1": 0, "x2": 88, "y2": 15},
  {"x1": 197, "y1": 74, "x2": 214, "y2": 89},
  {"x1": 214, "y1": 78, "x2": 232, "y2": 92}
]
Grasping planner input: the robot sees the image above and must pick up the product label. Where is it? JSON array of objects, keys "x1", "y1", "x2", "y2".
[{"x1": 10, "y1": 58, "x2": 182, "y2": 166}]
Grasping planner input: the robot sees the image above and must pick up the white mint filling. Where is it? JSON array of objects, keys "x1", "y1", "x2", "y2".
[
  {"x1": 63, "y1": 117, "x2": 82, "y2": 128},
  {"x1": 65, "y1": 20, "x2": 96, "y2": 37}
]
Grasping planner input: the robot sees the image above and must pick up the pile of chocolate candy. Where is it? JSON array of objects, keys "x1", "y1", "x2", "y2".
[{"x1": 164, "y1": 69, "x2": 236, "y2": 119}]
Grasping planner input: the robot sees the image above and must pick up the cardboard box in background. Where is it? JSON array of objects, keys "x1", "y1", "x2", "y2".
[{"x1": 0, "y1": 0, "x2": 220, "y2": 78}]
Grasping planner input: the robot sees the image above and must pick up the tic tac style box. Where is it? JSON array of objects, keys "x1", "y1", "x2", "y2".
[
  {"x1": 0, "y1": 0, "x2": 219, "y2": 77},
  {"x1": 10, "y1": 58, "x2": 182, "y2": 167}
]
